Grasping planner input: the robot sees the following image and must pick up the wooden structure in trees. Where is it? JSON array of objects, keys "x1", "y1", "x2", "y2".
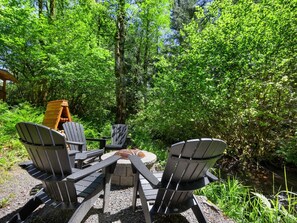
[
  {"x1": 42, "y1": 100, "x2": 72, "y2": 130},
  {"x1": 0, "y1": 69, "x2": 18, "y2": 101}
]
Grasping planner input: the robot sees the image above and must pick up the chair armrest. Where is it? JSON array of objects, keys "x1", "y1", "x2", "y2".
[
  {"x1": 69, "y1": 150, "x2": 80, "y2": 156},
  {"x1": 83, "y1": 149, "x2": 104, "y2": 159},
  {"x1": 19, "y1": 160, "x2": 33, "y2": 169},
  {"x1": 126, "y1": 136, "x2": 131, "y2": 143},
  {"x1": 105, "y1": 144, "x2": 123, "y2": 150},
  {"x1": 75, "y1": 149, "x2": 105, "y2": 161},
  {"x1": 86, "y1": 138, "x2": 107, "y2": 142},
  {"x1": 66, "y1": 155, "x2": 121, "y2": 182},
  {"x1": 99, "y1": 136, "x2": 111, "y2": 139},
  {"x1": 66, "y1": 140, "x2": 84, "y2": 152},
  {"x1": 86, "y1": 138, "x2": 107, "y2": 149},
  {"x1": 68, "y1": 150, "x2": 80, "y2": 168},
  {"x1": 123, "y1": 136, "x2": 132, "y2": 149},
  {"x1": 129, "y1": 155, "x2": 161, "y2": 188},
  {"x1": 206, "y1": 170, "x2": 218, "y2": 182},
  {"x1": 75, "y1": 152, "x2": 88, "y2": 160},
  {"x1": 67, "y1": 140, "x2": 84, "y2": 146}
]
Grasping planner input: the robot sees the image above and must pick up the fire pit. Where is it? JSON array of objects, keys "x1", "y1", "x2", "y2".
[{"x1": 101, "y1": 149, "x2": 157, "y2": 186}]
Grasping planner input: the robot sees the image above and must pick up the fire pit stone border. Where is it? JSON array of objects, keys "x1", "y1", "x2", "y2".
[{"x1": 101, "y1": 150, "x2": 157, "y2": 186}]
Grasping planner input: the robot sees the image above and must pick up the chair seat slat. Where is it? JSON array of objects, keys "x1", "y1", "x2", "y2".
[
  {"x1": 130, "y1": 138, "x2": 227, "y2": 223},
  {"x1": 10, "y1": 122, "x2": 119, "y2": 223}
]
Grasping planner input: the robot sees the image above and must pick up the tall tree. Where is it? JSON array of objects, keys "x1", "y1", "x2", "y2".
[
  {"x1": 114, "y1": 0, "x2": 126, "y2": 124},
  {"x1": 0, "y1": 0, "x2": 115, "y2": 126},
  {"x1": 135, "y1": 0, "x2": 297, "y2": 161},
  {"x1": 171, "y1": 0, "x2": 197, "y2": 43},
  {"x1": 124, "y1": 0, "x2": 171, "y2": 114},
  {"x1": 49, "y1": 0, "x2": 55, "y2": 18}
]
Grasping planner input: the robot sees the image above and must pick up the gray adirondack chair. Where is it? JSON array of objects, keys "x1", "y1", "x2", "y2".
[
  {"x1": 103, "y1": 124, "x2": 129, "y2": 150},
  {"x1": 63, "y1": 122, "x2": 105, "y2": 168},
  {"x1": 129, "y1": 138, "x2": 227, "y2": 223},
  {"x1": 8, "y1": 122, "x2": 120, "y2": 223}
]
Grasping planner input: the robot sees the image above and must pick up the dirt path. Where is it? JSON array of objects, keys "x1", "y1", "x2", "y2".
[{"x1": 0, "y1": 166, "x2": 235, "y2": 223}]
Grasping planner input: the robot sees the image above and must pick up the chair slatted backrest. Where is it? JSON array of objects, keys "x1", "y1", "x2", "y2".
[
  {"x1": 63, "y1": 122, "x2": 87, "y2": 152},
  {"x1": 16, "y1": 122, "x2": 77, "y2": 203},
  {"x1": 154, "y1": 138, "x2": 226, "y2": 213},
  {"x1": 111, "y1": 124, "x2": 128, "y2": 146}
]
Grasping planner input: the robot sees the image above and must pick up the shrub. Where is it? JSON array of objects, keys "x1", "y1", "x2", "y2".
[
  {"x1": 198, "y1": 177, "x2": 297, "y2": 222},
  {"x1": 0, "y1": 102, "x2": 44, "y2": 170}
]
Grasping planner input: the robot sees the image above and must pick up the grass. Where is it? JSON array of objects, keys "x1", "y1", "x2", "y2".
[
  {"x1": 0, "y1": 139, "x2": 28, "y2": 170},
  {"x1": 1, "y1": 101, "x2": 296, "y2": 222},
  {"x1": 0, "y1": 101, "x2": 99, "y2": 172},
  {"x1": 197, "y1": 175, "x2": 297, "y2": 223},
  {"x1": 0, "y1": 194, "x2": 14, "y2": 208},
  {"x1": 0, "y1": 102, "x2": 44, "y2": 171}
]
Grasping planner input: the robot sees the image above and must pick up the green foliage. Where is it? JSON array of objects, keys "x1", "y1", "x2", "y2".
[
  {"x1": 0, "y1": 102, "x2": 43, "y2": 142},
  {"x1": 0, "y1": 101, "x2": 103, "y2": 169},
  {"x1": 198, "y1": 177, "x2": 297, "y2": 222},
  {"x1": 0, "y1": 0, "x2": 115, "y2": 125},
  {"x1": 277, "y1": 132, "x2": 297, "y2": 165},
  {"x1": 0, "y1": 102, "x2": 44, "y2": 170},
  {"x1": 129, "y1": 119, "x2": 167, "y2": 166},
  {"x1": 0, "y1": 194, "x2": 14, "y2": 208},
  {"x1": 124, "y1": 0, "x2": 172, "y2": 117},
  {"x1": 136, "y1": 0, "x2": 297, "y2": 162},
  {"x1": 0, "y1": 0, "x2": 296, "y2": 167},
  {"x1": 171, "y1": 0, "x2": 197, "y2": 43}
]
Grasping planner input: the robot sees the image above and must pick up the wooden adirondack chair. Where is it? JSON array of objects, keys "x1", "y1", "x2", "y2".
[
  {"x1": 129, "y1": 138, "x2": 227, "y2": 223},
  {"x1": 63, "y1": 122, "x2": 105, "y2": 168},
  {"x1": 103, "y1": 124, "x2": 129, "y2": 151},
  {"x1": 8, "y1": 122, "x2": 120, "y2": 223}
]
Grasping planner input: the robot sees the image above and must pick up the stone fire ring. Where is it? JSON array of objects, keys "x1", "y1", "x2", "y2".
[{"x1": 101, "y1": 150, "x2": 157, "y2": 187}]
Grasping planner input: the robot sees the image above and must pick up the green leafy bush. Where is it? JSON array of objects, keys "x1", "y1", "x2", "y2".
[
  {"x1": 277, "y1": 132, "x2": 297, "y2": 166},
  {"x1": 198, "y1": 177, "x2": 297, "y2": 222},
  {"x1": 135, "y1": 0, "x2": 297, "y2": 162},
  {"x1": 1, "y1": 0, "x2": 115, "y2": 123},
  {"x1": 0, "y1": 101, "x2": 111, "y2": 170},
  {"x1": 0, "y1": 102, "x2": 44, "y2": 170}
]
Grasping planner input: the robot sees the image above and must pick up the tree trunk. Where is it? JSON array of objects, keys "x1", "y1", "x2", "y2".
[
  {"x1": 115, "y1": 0, "x2": 126, "y2": 124},
  {"x1": 38, "y1": 0, "x2": 43, "y2": 17},
  {"x1": 49, "y1": 0, "x2": 55, "y2": 18},
  {"x1": 142, "y1": 10, "x2": 150, "y2": 106}
]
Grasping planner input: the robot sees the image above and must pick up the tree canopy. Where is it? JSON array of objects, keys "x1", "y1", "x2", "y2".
[
  {"x1": 0, "y1": 0, "x2": 296, "y2": 164},
  {"x1": 133, "y1": 0, "x2": 297, "y2": 162}
]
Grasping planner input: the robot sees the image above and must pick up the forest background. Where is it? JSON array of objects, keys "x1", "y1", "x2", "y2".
[{"x1": 0, "y1": 0, "x2": 296, "y2": 168}]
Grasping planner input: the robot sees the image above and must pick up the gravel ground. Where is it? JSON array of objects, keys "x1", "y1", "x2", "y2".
[{"x1": 0, "y1": 166, "x2": 235, "y2": 223}]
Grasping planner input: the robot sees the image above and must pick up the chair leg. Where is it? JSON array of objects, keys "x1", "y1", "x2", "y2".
[
  {"x1": 7, "y1": 190, "x2": 44, "y2": 223},
  {"x1": 103, "y1": 173, "x2": 112, "y2": 213},
  {"x1": 132, "y1": 172, "x2": 139, "y2": 211},
  {"x1": 77, "y1": 160, "x2": 83, "y2": 169},
  {"x1": 191, "y1": 196, "x2": 207, "y2": 223},
  {"x1": 138, "y1": 186, "x2": 152, "y2": 223},
  {"x1": 68, "y1": 185, "x2": 103, "y2": 223}
]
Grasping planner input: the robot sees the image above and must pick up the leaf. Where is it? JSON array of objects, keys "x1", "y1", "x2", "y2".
[{"x1": 251, "y1": 192, "x2": 271, "y2": 209}]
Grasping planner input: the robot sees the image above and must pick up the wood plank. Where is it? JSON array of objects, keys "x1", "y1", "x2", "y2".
[
  {"x1": 42, "y1": 100, "x2": 72, "y2": 130},
  {"x1": 14, "y1": 121, "x2": 114, "y2": 222},
  {"x1": 139, "y1": 138, "x2": 227, "y2": 216}
]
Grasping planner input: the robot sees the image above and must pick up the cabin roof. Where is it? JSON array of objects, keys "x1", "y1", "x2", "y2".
[{"x1": 0, "y1": 69, "x2": 18, "y2": 82}]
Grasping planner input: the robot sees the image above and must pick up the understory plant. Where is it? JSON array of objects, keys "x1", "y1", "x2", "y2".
[
  {"x1": 197, "y1": 177, "x2": 297, "y2": 223},
  {"x1": 0, "y1": 101, "x2": 106, "y2": 171},
  {"x1": 0, "y1": 102, "x2": 44, "y2": 170}
]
